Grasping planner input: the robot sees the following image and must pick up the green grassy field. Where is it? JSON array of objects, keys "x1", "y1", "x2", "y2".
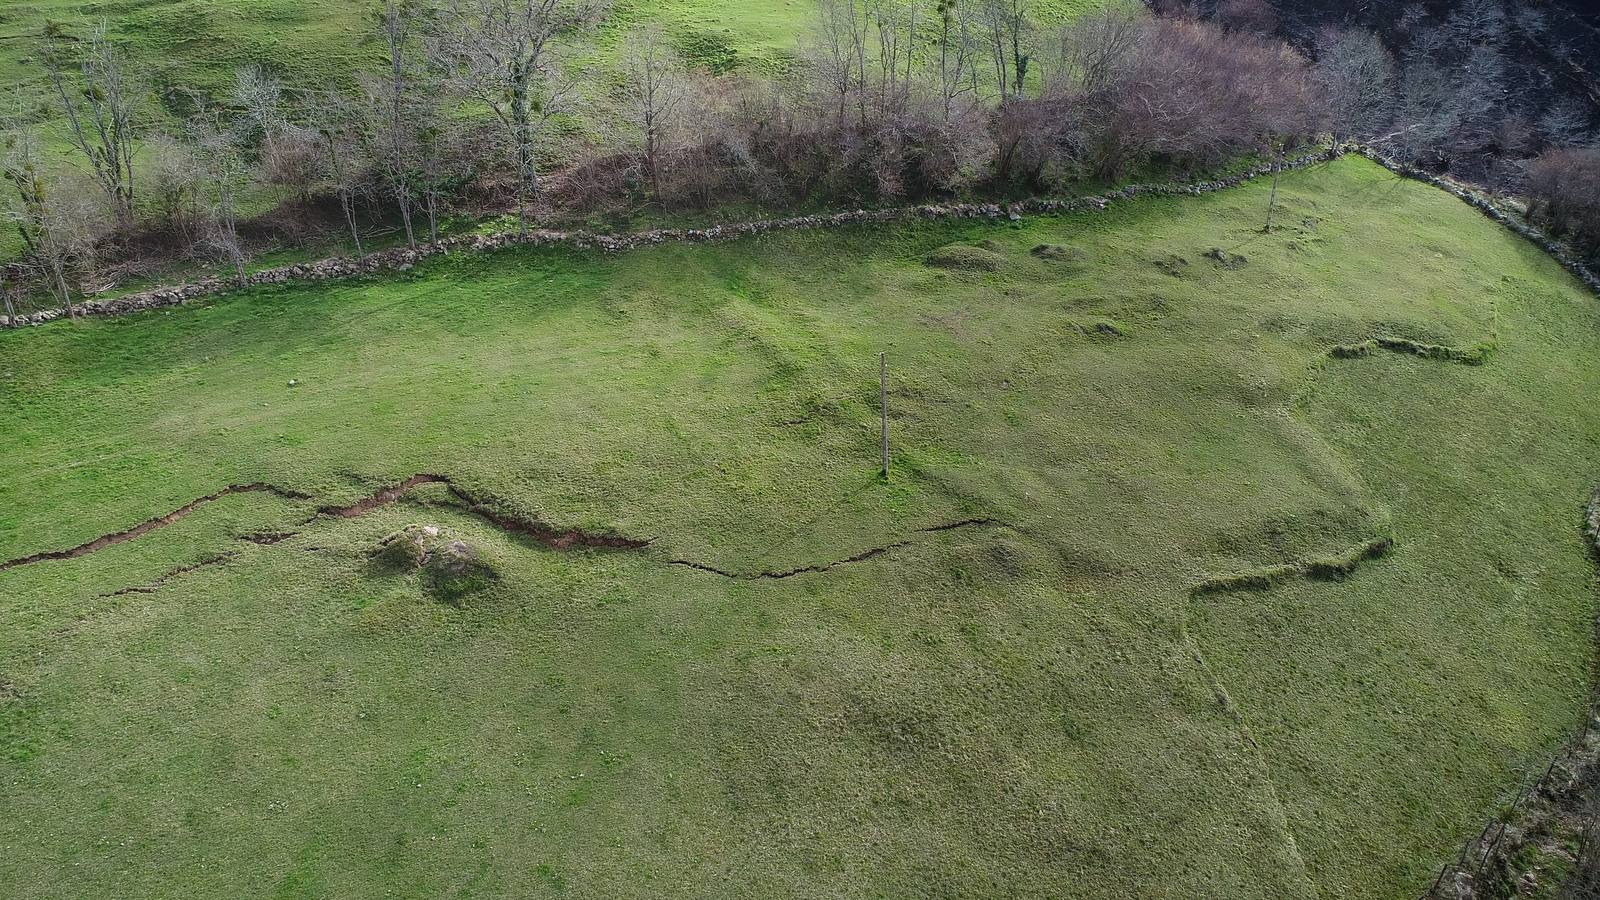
[
  {"x1": 2, "y1": 155, "x2": 1598, "y2": 897},
  {"x1": 0, "y1": 0, "x2": 1119, "y2": 92}
]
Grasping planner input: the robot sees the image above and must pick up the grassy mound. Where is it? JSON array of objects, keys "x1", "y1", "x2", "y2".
[
  {"x1": 1, "y1": 156, "x2": 1597, "y2": 899},
  {"x1": 373, "y1": 524, "x2": 496, "y2": 603},
  {"x1": 926, "y1": 243, "x2": 1007, "y2": 272}
]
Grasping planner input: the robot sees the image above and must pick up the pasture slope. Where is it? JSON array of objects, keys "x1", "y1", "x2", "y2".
[
  {"x1": 2, "y1": 155, "x2": 1599, "y2": 898},
  {"x1": 0, "y1": 0, "x2": 1117, "y2": 91}
]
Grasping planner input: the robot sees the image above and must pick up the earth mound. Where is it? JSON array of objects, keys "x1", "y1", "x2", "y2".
[
  {"x1": 926, "y1": 244, "x2": 1005, "y2": 272},
  {"x1": 373, "y1": 524, "x2": 496, "y2": 603}
]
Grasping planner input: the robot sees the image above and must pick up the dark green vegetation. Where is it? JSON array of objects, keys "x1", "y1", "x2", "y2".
[{"x1": 2, "y1": 157, "x2": 1599, "y2": 897}]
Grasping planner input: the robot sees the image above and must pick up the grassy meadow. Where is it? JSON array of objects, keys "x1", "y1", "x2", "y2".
[
  {"x1": 2, "y1": 155, "x2": 1598, "y2": 897},
  {"x1": 0, "y1": 0, "x2": 1122, "y2": 93}
]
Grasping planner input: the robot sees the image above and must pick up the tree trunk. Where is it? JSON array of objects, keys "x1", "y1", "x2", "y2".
[
  {"x1": 342, "y1": 190, "x2": 364, "y2": 255},
  {"x1": 397, "y1": 185, "x2": 415, "y2": 247},
  {"x1": 1263, "y1": 153, "x2": 1281, "y2": 233},
  {"x1": 511, "y1": 67, "x2": 536, "y2": 236},
  {"x1": 49, "y1": 257, "x2": 73, "y2": 316}
]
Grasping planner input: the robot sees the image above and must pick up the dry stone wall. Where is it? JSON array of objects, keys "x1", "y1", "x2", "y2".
[
  {"x1": 0, "y1": 149, "x2": 1335, "y2": 329},
  {"x1": 1354, "y1": 147, "x2": 1600, "y2": 295},
  {"x1": 8, "y1": 146, "x2": 1593, "y2": 329}
]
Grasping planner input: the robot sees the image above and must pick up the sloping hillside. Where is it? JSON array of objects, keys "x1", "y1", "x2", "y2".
[{"x1": 2, "y1": 155, "x2": 1597, "y2": 897}]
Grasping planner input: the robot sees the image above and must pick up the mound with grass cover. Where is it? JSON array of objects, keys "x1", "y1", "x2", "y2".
[{"x1": 2, "y1": 156, "x2": 1598, "y2": 898}]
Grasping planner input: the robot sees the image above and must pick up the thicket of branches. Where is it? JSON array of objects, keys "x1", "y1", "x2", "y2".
[
  {"x1": 3, "y1": 0, "x2": 1336, "y2": 312},
  {"x1": 1141, "y1": 0, "x2": 1600, "y2": 252},
  {"x1": 1527, "y1": 148, "x2": 1600, "y2": 254}
]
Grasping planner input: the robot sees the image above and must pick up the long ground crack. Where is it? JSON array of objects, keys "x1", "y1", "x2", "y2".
[
  {"x1": 315, "y1": 474, "x2": 653, "y2": 550},
  {"x1": 0, "y1": 484, "x2": 309, "y2": 573},
  {"x1": 668, "y1": 519, "x2": 1006, "y2": 580},
  {"x1": 441, "y1": 482, "x2": 653, "y2": 551},
  {"x1": 100, "y1": 553, "x2": 239, "y2": 598},
  {"x1": 1, "y1": 474, "x2": 646, "y2": 580},
  {"x1": 5, "y1": 473, "x2": 1002, "y2": 594}
]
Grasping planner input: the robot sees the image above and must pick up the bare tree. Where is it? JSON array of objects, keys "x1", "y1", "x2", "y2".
[
  {"x1": 1, "y1": 127, "x2": 106, "y2": 311},
  {"x1": 260, "y1": 122, "x2": 323, "y2": 204},
  {"x1": 41, "y1": 21, "x2": 141, "y2": 226},
  {"x1": 1387, "y1": 2, "x2": 1510, "y2": 168},
  {"x1": 1528, "y1": 147, "x2": 1600, "y2": 250},
  {"x1": 932, "y1": 0, "x2": 980, "y2": 123},
  {"x1": 362, "y1": 1, "x2": 430, "y2": 246},
  {"x1": 146, "y1": 132, "x2": 204, "y2": 239},
  {"x1": 1063, "y1": 16, "x2": 1320, "y2": 180},
  {"x1": 1, "y1": 267, "x2": 15, "y2": 319},
  {"x1": 1215, "y1": 0, "x2": 1277, "y2": 35},
  {"x1": 370, "y1": 0, "x2": 458, "y2": 244},
  {"x1": 1442, "y1": 0, "x2": 1507, "y2": 48},
  {"x1": 1052, "y1": 8, "x2": 1139, "y2": 96},
  {"x1": 230, "y1": 64, "x2": 326, "y2": 213},
  {"x1": 415, "y1": 120, "x2": 454, "y2": 243},
  {"x1": 309, "y1": 95, "x2": 371, "y2": 254},
  {"x1": 1313, "y1": 26, "x2": 1397, "y2": 143},
  {"x1": 432, "y1": 0, "x2": 607, "y2": 232},
  {"x1": 0, "y1": 125, "x2": 42, "y2": 261},
  {"x1": 1, "y1": 127, "x2": 62, "y2": 303},
  {"x1": 1541, "y1": 100, "x2": 1595, "y2": 149},
  {"x1": 1392, "y1": 22, "x2": 1463, "y2": 162},
  {"x1": 232, "y1": 65, "x2": 289, "y2": 155},
  {"x1": 619, "y1": 24, "x2": 688, "y2": 204},
  {"x1": 870, "y1": 0, "x2": 919, "y2": 121},
  {"x1": 801, "y1": 0, "x2": 929, "y2": 197},
  {"x1": 809, "y1": 0, "x2": 872, "y2": 126},
  {"x1": 189, "y1": 103, "x2": 254, "y2": 284},
  {"x1": 1452, "y1": 43, "x2": 1509, "y2": 152},
  {"x1": 975, "y1": 0, "x2": 1031, "y2": 104}
]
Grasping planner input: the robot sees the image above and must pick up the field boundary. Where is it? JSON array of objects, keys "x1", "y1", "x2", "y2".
[
  {"x1": 0, "y1": 150, "x2": 1339, "y2": 329},
  {"x1": 4, "y1": 145, "x2": 1596, "y2": 331}
]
